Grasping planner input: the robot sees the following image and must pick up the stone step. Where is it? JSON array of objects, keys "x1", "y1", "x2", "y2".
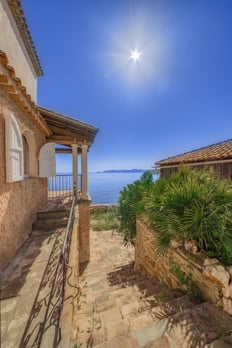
[
  {"x1": 117, "y1": 288, "x2": 193, "y2": 320},
  {"x1": 30, "y1": 228, "x2": 64, "y2": 236},
  {"x1": 172, "y1": 301, "x2": 232, "y2": 346},
  {"x1": 150, "y1": 294, "x2": 200, "y2": 319},
  {"x1": 36, "y1": 209, "x2": 70, "y2": 220},
  {"x1": 32, "y1": 217, "x2": 68, "y2": 231},
  {"x1": 139, "y1": 301, "x2": 232, "y2": 348}
]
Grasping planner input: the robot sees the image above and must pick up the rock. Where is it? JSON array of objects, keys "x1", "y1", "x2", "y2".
[
  {"x1": 222, "y1": 298, "x2": 232, "y2": 315},
  {"x1": 170, "y1": 240, "x2": 182, "y2": 249},
  {"x1": 203, "y1": 258, "x2": 220, "y2": 267},
  {"x1": 203, "y1": 265, "x2": 230, "y2": 288},
  {"x1": 184, "y1": 240, "x2": 198, "y2": 254},
  {"x1": 226, "y1": 267, "x2": 232, "y2": 279},
  {"x1": 222, "y1": 283, "x2": 232, "y2": 299}
]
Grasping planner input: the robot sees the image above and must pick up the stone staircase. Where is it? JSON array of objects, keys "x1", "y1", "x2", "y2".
[
  {"x1": 31, "y1": 208, "x2": 70, "y2": 234},
  {"x1": 75, "y1": 231, "x2": 232, "y2": 348},
  {"x1": 1, "y1": 211, "x2": 69, "y2": 348}
]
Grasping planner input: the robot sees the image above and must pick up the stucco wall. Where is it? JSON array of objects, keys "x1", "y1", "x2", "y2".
[
  {"x1": 0, "y1": 0, "x2": 37, "y2": 101},
  {"x1": 135, "y1": 217, "x2": 232, "y2": 315},
  {"x1": 0, "y1": 88, "x2": 47, "y2": 271},
  {"x1": 78, "y1": 198, "x2": 91, "y2": 263}
]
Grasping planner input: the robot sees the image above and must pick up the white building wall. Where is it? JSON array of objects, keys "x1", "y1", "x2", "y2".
[{"x1": 0, "y1": 0, "x2": 37, "y2": 101}]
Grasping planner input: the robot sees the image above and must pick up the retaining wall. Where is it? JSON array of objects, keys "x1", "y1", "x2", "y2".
[{"x1": 135, "y1": 217, "x2": 232, "y2": 315}]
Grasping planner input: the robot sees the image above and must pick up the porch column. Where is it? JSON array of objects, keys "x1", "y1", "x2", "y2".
[
  {"x1": 81, "y1": 144, "x2": 88, "y2": 198},
  {"x1": 71, "y1": 144, "x2": 78, "y2": 196}
]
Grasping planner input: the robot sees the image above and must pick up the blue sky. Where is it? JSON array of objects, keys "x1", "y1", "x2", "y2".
[{"x1": 22, "y1": 0, "x2": 232, "y2": 172}]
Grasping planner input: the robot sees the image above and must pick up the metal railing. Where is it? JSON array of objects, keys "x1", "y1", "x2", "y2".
[
  {"x1": 48, "y1": 174, "x2": 82, "y2": 198},
  {"x1": 19, "y1": 196, "x2": 77, "y2": 347},
  {"x1": 54, "y1": 195, "x2": 77, "y2": 346}
]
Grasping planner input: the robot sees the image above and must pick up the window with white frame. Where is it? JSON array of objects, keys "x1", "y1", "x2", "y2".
[{"x1": 5, "y1": 113, "x2": 24, "y2": 182}]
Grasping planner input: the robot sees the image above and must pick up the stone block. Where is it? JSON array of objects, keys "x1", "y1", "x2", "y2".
[
  {"x1": 105, "y1": 319, "x2": 129, "y2": 340},
  {"x1": 203, "y1": 264, "x2": 230, "y2": 288}
]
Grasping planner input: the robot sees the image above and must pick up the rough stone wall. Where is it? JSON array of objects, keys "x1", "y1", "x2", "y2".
[
  {"x1": 135, "y1": 217, "x2": 232, "y2": 315},
  {"x1": 0, "y1": 88, "x2": 47, "y2": 271}
]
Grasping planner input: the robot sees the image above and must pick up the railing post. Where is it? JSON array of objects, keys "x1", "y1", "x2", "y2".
[{"x1": 71, "y1": 144, "x2": 78, "y2": 197}]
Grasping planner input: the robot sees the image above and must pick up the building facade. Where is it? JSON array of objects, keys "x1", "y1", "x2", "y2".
[{"x1": 0, "y1": 0, "x2": 98, "y2": 271}]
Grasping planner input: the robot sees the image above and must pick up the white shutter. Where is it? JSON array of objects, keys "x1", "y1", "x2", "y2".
[
  {"x1": 5, "y1": 113, "x2": 23, "y2": 182},
  {"x1": 39, "y1": 143, "x2": 56, "y2": 177}
]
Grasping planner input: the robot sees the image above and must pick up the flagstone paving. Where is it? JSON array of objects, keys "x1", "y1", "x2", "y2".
[{"x1": 74, "y1": 230, "x2": 232, "y2": 348}]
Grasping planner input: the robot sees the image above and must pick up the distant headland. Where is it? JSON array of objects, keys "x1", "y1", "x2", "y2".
[{"x1": 96, "y1": 169, "x2": 148, "y2": 174}]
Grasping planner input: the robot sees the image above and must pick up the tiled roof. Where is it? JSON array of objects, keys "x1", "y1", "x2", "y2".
[
  {"x1": 156, "y1": 139, "x2": 232, "y2": 166},
  {"x1": 0, "y1": 51, "x2": 98, "y2": 141},
  {"x1": 38, "y1": 106, "x2": 99, "y2": 147},
  {"x1": 7, "y1": 0, "x2": 43, "y2": 76},
  {"x1": 0, "y1": 51, "x2": 50, "y2": 135}
]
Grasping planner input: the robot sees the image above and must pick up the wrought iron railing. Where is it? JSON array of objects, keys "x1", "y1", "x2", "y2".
[
  {"x1": 48, "y1": 174, "x2": 82, "y2": 198},
  {"x1": 54, "y1": 195, "x2": 78, "y2": 346},
  {"x1": 19, "y1": 196, "x2": 78, "y2": 347}
]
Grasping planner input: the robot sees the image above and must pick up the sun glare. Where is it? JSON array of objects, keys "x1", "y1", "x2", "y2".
[{"x1": 130, "y1": 49, "x2": 141, "y2": 62}]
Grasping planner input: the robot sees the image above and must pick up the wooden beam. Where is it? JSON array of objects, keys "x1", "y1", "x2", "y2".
[
  {"x1": 47, "y1": 134, "x2": 87, "y2": 143},
  {"x1": 55, "y1": 148, "x2": 72, "y2": 154},
  {"x1": 55, "y1": 147, "x2": 82, "y2": 154}
]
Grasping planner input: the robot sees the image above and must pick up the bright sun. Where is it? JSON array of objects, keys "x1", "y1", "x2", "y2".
[{"x1": 130, "y1": 49, "x2": 141, "y2": 62}]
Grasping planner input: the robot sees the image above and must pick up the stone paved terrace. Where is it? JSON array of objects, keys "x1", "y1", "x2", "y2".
[{"x1": 74, "y1": 229, "x2": 232, "y2": 348}]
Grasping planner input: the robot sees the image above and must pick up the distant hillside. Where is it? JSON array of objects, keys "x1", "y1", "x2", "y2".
[{"x1": 97, "y1": 169, "x2": 147, "y2": 173}]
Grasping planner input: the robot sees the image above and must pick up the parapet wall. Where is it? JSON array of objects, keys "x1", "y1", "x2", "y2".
[
  {"x1": 135, "y1": 217, "x2": 232, "y2": 315},
  {"x1": 0, "y1": 178, "x2": 47, "y2": 271}
]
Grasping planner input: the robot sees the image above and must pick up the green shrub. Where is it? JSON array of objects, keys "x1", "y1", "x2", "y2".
[
  {"x1": 118, "y1": 167, "x2": 232, "y2": 265},
  {"x1": 118, "y1": 171, "x2": 153, "y2": 244},
  {"x1": 146, "y1": 168, "x2": 232, "y2": 265}
]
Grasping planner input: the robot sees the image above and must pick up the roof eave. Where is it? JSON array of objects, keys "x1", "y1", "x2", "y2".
[
  {"x1": 7, "y1": 0, "x2": 43, "y2": 77},
  {"x1": 38, "y1": 106, "x2": 99, "y2": 146},
  {"x1": 156, "y1": 158, "x2": 232, "y2": 168}
]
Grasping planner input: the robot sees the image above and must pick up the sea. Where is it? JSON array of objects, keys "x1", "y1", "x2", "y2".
[
  {"x1": 51, "y1": 171, "x2": 158, "y2": 205},
  {"x1": 89, "y1": 172, "x2": 158, "y2": 205}
]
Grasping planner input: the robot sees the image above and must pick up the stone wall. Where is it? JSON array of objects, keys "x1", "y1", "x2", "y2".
[
  {"x1": 0, "y1": 88, "x2": 47, "y2": 271},
  {"x1": 135, "y1": 217, "x2": 232, "y2": 315}
]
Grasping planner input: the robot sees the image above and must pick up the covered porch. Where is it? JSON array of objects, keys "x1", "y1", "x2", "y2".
[{"x1": 38, "y1": 106, "x2": 98, "y2": 199}]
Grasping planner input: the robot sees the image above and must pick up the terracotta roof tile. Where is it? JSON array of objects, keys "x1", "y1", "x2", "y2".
[{"x1": 156, "y1": 139, "x2": 232, "y2": 166}]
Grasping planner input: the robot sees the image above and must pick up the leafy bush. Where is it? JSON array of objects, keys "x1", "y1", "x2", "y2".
[
  {"x1": 146, "y1": 168, "x2": 232, "y2": 265},
  {"x1": 118, "y1": 167, "x2": 232, "y2": 265},
  {"x1": 118, "y1": 171, "x2": 153, "y2": 244}
]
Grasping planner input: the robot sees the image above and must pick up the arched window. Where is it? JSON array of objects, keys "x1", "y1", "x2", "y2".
[
  {"x1": 5, "y1": 113, "x2": 23, "y2": 182},
  {"x1": 22, "y1": 135, "x2": 29, "y2": 176}
]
